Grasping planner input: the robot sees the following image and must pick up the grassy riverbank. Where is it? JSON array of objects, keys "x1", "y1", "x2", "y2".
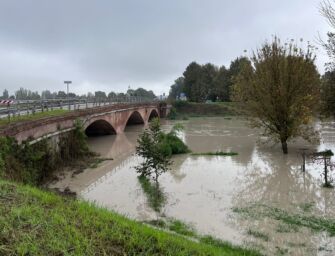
[
  {"x1": 168, "y1": 101, "x2": 240, "y2": 119},
  {"x1": 0, "y1": 109, "x2": 69, "y2": 127},
  {"x1": 0, "y1": 179, "x2": 259, "y2": 255}
]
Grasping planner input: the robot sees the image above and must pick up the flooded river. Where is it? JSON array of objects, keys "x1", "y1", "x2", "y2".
[{"x1": 51, "y1": 117, "x2": 335, "y2": 255}]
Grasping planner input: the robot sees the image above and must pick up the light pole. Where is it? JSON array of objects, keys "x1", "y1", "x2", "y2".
[{"x1": 64, "y1": 81, "x2": 72, "y2": 110}]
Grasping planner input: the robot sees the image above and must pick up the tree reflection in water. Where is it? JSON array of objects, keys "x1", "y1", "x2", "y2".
[
  {"x1": 231, "y1": 146, "x2": 335, "y2": 255},
  {"x1": 138, "y1": 176, "x2": 166, "y2": 214}
]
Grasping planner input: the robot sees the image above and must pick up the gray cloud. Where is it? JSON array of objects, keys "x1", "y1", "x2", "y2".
[{"x1": 0, "y1": 0, "x2": 330, "y2": 96}]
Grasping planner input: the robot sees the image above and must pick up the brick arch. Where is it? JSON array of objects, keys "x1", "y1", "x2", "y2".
[
  {"x1": 125, "y1": 110, "x2": 145, "y2": 126},
  {"x1": 148, "y1": 109, "x2": 159, "y2": 121},
  {"x1": 85, "y1": 119, "x2": 116, "y2": 136}
]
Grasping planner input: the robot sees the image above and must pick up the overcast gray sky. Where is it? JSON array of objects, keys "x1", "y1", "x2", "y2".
[{"x1": 0, "y1": 0, "x2": 331, "y2": 96}]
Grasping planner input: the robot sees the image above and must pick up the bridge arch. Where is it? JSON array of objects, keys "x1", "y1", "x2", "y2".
[
  {"x1": 148, "y1": 109, "x2": 159, "y2": 121},
  {"x1": 125, "y1": 111, "x2": 145, "y2": 126},
  {"x1": 85, "y1": 119, "x2": 116, "y2": 136}
]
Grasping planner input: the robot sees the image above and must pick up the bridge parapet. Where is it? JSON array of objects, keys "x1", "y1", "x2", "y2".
[{"x1": 0, "y1": 102, "x2": 168, "y2": 143}]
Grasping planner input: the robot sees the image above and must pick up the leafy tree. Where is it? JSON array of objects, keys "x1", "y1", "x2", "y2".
[
  {"x1": 127, "y1": 88, "x2": 156, "y2": 99},
  {"x1": 168, "y1": 77, "x2": 185, "y2": 100},
  {"x1": 321, "y1": 71, "x2": 335, "y2": 116},
  {"x1": 127, "y1": 89, "x2": 135, "y2": 96},
  {"x1": 94, "y1": 91, "x2": 107, "y2": 99},
  {"x1": 15, "y1": 87, "x2": 28, "y2": 100},
  {"x1": 213, "y1": 66, "x2": 229, "y2": 101},
  {"x1": 87, "y1": 92, "x2": 94, "y2": 99},
  {"x1": 41, "y1": 90, "x2": 52, "y2": 99},
  {"x1": 15, "y1": 88, "x2": 40, "y2": 100},
  {"x1": 199, "y1": 63, "x2": 217, "y2": 102},
  {"x1": 57, "y1": 91, "x2": 67, "y2": 99},
  {"x1": 2, "y1": 89, "x2": 9, "y2": 99},
  {"x1": 226, "y1": 57, "x2": 252, "y2": 101},
  {"x1": 135, "y1": 118, "x2": 171, "y2": 183},
  {"x1": 320, "y1": 1, "x2": 335, "y2": 117},
  {"x1": 134, "y1": 88, "x2": 156, "y2": 99},
  {"x1": 321, "y1": 1, "x2": 335, "y2": 71},
  {"x1": 108, "y1": 91, "x2": 116, "y2": 99},
  {"x1": 183, "y1": 62, "x2": 203, "y2": 102},
  {"x1": 233, "y1": 37, "x2": 320, "y2": 154}
]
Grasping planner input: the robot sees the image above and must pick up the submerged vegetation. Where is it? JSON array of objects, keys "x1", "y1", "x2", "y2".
[
  {"x1": 233, "y1": 204, "x2": 335, "y2": 236},
  {"x1": 146, "y1": 218, "x2": 259, "y2": 255},
  {"x1": 191, "y1": 151, "x2": 238, "y2": 156},
  {"x1": 135, "y1": 118, "x2": 189, "y2": 181}
]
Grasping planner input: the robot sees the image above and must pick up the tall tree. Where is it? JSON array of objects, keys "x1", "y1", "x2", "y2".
[
  {"x1": 183, "y1": 62, "x2": 202, "y2": 102},
  {"x1": 168, "y1": 77, "x2": 185, "y2": 100},
  {"x1": 213, "y1": 66, "x2": 229, "y2": 101},
  {"x1": 321, "y1": 1, "x2": 335, "y2": 71},
  {"x1": 57, "y1": 91, "x2": 67, "y2": 99},
  {"x1": 108, "y1": 91, "x2": 116, "y2": 99},
  {"x1": 135, "y1": 118, "x2": 171, "y2": 183},
  {"x1": 226, "y1": 57, "x2": 252, "y2": 101},
  {"x1": 2, "y1": 89, "x2": 9, "y2": 99},
  {"x1": 41, "y1": 90, "x2": 52, "y2": 99},
  {"x1": 233, "y1": 37, "x2": 320, "y2": 154},
  {"x1": 200, "y1": 63, "x2": 218, "y2": 102},
  {"x1": 321, "y1": 71, "x2": 335, "y2": 116},
  {"x1": 94, "y1": 91, "x2": 107, "y2": 99}
]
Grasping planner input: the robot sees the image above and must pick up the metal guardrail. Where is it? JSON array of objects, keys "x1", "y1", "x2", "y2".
[{"x1": 0, "y1": 96, "x2": 158, "y2": 120}]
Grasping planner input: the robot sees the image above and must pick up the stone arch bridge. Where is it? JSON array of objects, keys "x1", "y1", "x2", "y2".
[{"x1": 0, "y1": 103, "x2": 170, "y2": 143}]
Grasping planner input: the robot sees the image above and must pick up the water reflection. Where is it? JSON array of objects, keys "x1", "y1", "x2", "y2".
[
  {"x1": 58, "y1": 117, "x2": 335, "y2": 255},
  {"x1": 137, "y1": 176, "x2": 166, "y2": 213}
]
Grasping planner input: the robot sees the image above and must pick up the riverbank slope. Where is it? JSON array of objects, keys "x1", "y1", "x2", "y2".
[{"x1": 0, "y1": 179, "x2": 258, "y2": 255}]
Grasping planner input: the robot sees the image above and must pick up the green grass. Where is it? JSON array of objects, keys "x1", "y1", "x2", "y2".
[
  {"x1": 167, "y1": 219, "x2": 197, "y2": 237},
  {"x1": 233, "y1": 204, "x2": 335, "y2": 236},
  {"x1": 191, "y1": 151, "x2": 238, "y2": 156},
  {"x1": 0, "y1": 109, "x2": 69, "y2": 127},
  {"x1": 0, "y1": 179, "x2": 260, "y2": 255},
  {"x1": 145, "y1": 218, "x2": 197, "y2": 237}
]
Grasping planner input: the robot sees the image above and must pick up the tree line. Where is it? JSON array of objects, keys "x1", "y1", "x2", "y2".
[
  {"x1": 0, "y1": 87, "x2": 156, "y2": 101},
  {"x1": 168, "y1": 57, "x2": 251, "y2": 102}
]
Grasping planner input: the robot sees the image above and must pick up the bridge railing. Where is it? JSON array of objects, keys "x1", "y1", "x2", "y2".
[{"x1": 0, "y1": 96, "x2": 158, "y2": 121}]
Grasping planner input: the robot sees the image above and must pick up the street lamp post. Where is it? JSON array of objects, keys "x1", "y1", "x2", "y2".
[{"x1": 64, "y1": 81, "x2": 72, "y2": 110}]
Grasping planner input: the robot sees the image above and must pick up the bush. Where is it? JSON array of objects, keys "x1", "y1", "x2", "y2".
[
  {"x1": 0, "y1": 119, "x2": 92, "y2": 185},
  {"x1": 164, "y1": 133, "x2": 189, "y2": 154},
  {"x1": 167, "y1": 107, "x2": 178, "y2": 120}
]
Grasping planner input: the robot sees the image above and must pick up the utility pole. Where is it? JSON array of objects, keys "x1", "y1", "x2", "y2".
[{"x1": 64, "y1": 81, "x2": 72, "y2": 110}]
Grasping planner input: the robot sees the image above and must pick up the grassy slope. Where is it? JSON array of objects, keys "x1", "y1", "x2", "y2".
[
  {"x1": 0, "y1": 109, "x2": 69, "y2": 127},
  {"x1": 0, "y1": 180, "x2": 258, "y2": 256}
]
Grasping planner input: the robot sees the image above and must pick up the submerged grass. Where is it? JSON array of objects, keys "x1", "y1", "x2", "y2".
[
  {"x1": 145, "y1": 218, "x2": 260, "y2": 255},
  {"x1": 88, "y1": 157, "x2": 114, "y2": 169},
  {"x1": 0, "y1": 179, "x2": 259, "y2": 255},
  {"x1": 247, "y1": 229, "x2": 270, "y2": 241},
  {"x1": 191, "y1": 151, "x2": 238, "y2": 156},
  {"x1": 0, "y1": 109, "x2": 69, "y2": 127},
  {"x1": 233, "y1": 204, "x2": 335, "y2": 236}
]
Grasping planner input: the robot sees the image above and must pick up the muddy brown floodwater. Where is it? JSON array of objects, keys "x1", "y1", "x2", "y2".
[{"x1": 50, "y1": 117, "x2": 335, "y2": 255}]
